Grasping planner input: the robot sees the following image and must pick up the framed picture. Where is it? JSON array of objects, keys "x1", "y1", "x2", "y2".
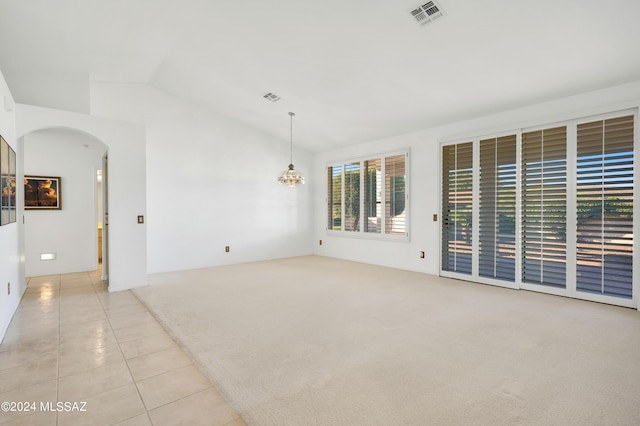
[
  {"x1": 0, "y1": 137, "x2": 8, "y2": 224},
  {"x1": 24, "y1": 175, "x2": 62, "y2": 210},
  {"x1": 9, "y1": 146, "x2": 16, "y2": 222}
]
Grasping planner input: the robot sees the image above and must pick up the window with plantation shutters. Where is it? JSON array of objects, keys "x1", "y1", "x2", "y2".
[
  {"x1": 576, "y1": 115, "x2": 634, "y2": 299},
  {"x1": 328, "y1": 165, "x2": 342, "y2": 230},
  {"x1": 327, "y1": 151, "x2": 409, "y2": 240},
  {"x1": 479, "y1": 135, "x2": 517, "y2": 281},
  {"x1": 385, "y1": 155, "x2": 406, "y2": 235},
  {"x1": 345, "y1": 162, "x2": 360, "y2": 232},
  {"x1": 521, "y1": 126, "x2": 567, "y2": 288},
  {"x1": 363, "y1": 159, "x2": 381, "y2": 233},
  {"x1": 442, "y1": 142, "x2": 473, "y2": 275}
]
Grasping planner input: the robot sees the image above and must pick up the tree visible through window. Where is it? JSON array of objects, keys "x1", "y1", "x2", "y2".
[
  {"x1": 441, "y1": 112, "x2": 635, "y2": 306},
  {"x1": 328, "y1": 152, "x2": 408, "y2": 239},
  {"x1": 576, "y1": 115, "x2": 633, "y2": 299}
]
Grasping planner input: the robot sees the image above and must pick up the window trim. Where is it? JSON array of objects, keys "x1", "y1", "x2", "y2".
[{"x1": 326, "y1": 149, "x2": 410, "y2": 241}]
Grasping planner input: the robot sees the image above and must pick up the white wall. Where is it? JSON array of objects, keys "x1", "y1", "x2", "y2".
[
  {"x1": 90, "y1": 83, "x2": 314, "y2": 275},
  {"x1": 16, "y1": 104, "x2": 148, "y2": 291},
  {"x1": 313, "y1": 80, "x2": 640, "y2": 275},
  {"x1": 0, "y1": 70, "x2": 21, "y2": 342},
  {"x1": 23, "y1": 129, "x2": 104, "y2": 276}
]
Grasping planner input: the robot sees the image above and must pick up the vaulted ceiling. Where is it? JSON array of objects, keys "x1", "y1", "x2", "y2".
[{"x1": 1, "y1": 0, "x2": 639, "y2": 152}]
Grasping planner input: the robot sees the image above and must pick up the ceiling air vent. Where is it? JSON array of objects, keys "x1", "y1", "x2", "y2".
[
  {"x1": 263, "y1": 92, "x2": 281, "y2": 102},
  {"x1": 411, "y1": 1, "x2": 444, "y2": 26}
]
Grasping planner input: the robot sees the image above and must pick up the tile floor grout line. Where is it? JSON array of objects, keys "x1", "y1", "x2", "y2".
[
  {"x1": 9, "y1": 269, "x2": 245, "y2": 426},
  {"x1": 98, "y1": 287, "x2": 155, "y2": 425}
]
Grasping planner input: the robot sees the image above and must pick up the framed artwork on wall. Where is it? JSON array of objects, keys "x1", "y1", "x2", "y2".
[
  {"x1": 9, "y1": 146, "x2": 16, "y2": 222},
  {"x1": 24, "y1": 175, "x2": 62, "y2": 210},
  {"x1": 0, "y1": 136, "x2": 15, "y2": 224},
  {"x1": 0, "y1": 136, "x2": 8, "y2": 224}
]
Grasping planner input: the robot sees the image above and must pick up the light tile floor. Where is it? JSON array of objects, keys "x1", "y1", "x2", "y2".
[{"x1": 0, "y1": 269, "x2": 246, "y2": 426}]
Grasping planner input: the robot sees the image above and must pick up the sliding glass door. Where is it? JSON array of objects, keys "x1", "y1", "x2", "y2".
[
  {"x1": 442, "y1": 142, "x2": 473, "y2": 275},
  {"x1": 479, "y1": 135, "x2": 517, "y2": 282},
  {"x1": 440, "y1": 111, "x2": 637, "y2": 307},
  {"x1": 576, "y1": 115, "x2": 634, "y2": 299},
  {"x1": 521, "y1": 127, "x2": 567, "y2": 289}
]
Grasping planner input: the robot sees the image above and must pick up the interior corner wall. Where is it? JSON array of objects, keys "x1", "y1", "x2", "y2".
[
  {"x1": 90, "y1": 83, "x2": 314, "y2": 275},
  {"x1": 0, "y1": 70, "x2": 21, "y2": 342},
  {"x1": 23, "y1": 129, "x2": 103, "y2": 276},
  {"x1": 313, "y1": 80, "x2": 640, "y2": 276},
  {"x1": 15, "y1": 103, "x2": 148, "y2": 291}
]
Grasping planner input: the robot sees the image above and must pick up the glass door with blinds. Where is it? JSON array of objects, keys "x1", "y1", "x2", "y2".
[
  {"x1": 479, "y1": 135, "x2": 517, "y2": 283},
  {"x1": 441, "y1": 142, "x2": 473, "y2": 275},
  {"x1": 521, "y1": 126, "x2": 567, "y2": 290},
  {"x1": 440, "y1": 110, "x2": 637, "y2": 308},
  {"x1": 576, "y1": 115, "x2": 634, "y2": 300}
]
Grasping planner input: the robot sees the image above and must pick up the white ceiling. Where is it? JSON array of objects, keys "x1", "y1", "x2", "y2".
[{"x1": 1, "y1": 0, "x2": 639, "y2": 152}]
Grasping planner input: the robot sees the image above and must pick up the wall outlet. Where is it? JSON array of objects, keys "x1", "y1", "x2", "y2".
[
  {"x1": 319, "y1": 240, "x2": 323, "y2": 245},
  {"x1": 419, "y1": 251, "x2": 425, "y2": 259},
  {"x1": 7, "y1": 282, "x2": 10, "y2": 295},
  {"x1": 225, "y1": 246, "x2": 230, "y2": 253}
]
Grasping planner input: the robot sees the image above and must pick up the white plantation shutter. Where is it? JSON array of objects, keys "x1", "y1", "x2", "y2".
[
  {"x1": 576, "y1": 115, "x2": 634, "y2": 299},
  {"x1": 327, "y1": 165, "x2": 342, "y2": 230},
  {"x1": 327, "y1": 152, "x2": 409, "y2": 239},
  {"x1": 441, "y1": 112, "x2": 635, "y2": 307},
  {"x1": 363, "y1": 159, "x2": 381, "y2": 233},
  {"x1": 442, "y1": 142, "x2": 473, "y2": 275},
  {"x1": 385, "y1": 154, "x2": 407, "y2": 235},
  {"x1": 522, "y1": 126, "x2": 567, "y2": 288},
  {"x1": 344, "y1": 162, "x2": 361, "y2": 232},
  {"x1": 479, "y1": 135, "x2": 517, "y2": 281}
]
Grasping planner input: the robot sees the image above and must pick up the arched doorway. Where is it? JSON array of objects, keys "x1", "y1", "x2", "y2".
[
  {"x1": 19, "y1": 127, "x2": 109, "y2": 280},
  {"x1": 16, "y1": 104, "x2": 147, "y2": 292}
]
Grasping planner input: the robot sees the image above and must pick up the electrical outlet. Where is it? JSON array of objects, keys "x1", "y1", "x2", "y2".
[
  {"x1": 225, "y1": 246, "x2": 230, "y2": 253},
  {"x1": 319, "y1": 240, "x2": 323, "y2": 245},
  {"x1": 7, "y1": 282, "x2": 10, "y2": 295},
  {"x1": 433, "y1": 214, "x2": 438, "y2": 221},
  {"x1": 419, "y1": 251, "x2": 425, "y2": 259},
  {"x1": 137, "y1": 215, "x2": 144, "y2": 224}
]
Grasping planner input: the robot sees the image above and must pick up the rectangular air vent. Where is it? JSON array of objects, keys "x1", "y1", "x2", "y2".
[
  {"x1": 411, "y1": 1, "x2": 444, "y2": 26},
  {"x1": 263, "y1": 92, "x2": 281, "y2": 102}
]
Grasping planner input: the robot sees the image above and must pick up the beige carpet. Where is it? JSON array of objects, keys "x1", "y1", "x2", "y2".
[{"x1": 134, "y1": 256, "x2": 640, "y2": 425}]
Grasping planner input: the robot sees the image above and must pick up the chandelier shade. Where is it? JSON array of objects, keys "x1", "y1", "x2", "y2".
[{"x1": 278, "y1": 112, "x2": 305, "y2": 187}]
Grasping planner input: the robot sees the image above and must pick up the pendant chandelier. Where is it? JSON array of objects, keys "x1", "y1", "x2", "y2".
[{"x1": 277, "y1": 112, "x2": 305, "y2": 187}]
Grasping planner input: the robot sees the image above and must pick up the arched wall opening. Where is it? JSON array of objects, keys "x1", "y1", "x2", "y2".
[
  {"x1": 20, "y1": 127, "x2": 107, "y2": 278},
  {"x1": 16, "y1": 103, "x2": 147, "y2": 291}
]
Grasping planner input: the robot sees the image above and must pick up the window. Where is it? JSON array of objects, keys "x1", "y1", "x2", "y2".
[
  {"x1": 385, "y1": 155, "x2": 407, "y2": 235},
  {"x1": 363, "y1": 159, "x2": 381, "y2": 233},
  {"x1": 345, "y1": 162, "x2": 360, "y2": 232},
  {"x1": 328, "y1": 165, "x2": 342, "y2": 230},
  {"x1": 328, "y1": 151, "x2": 409, "y2": 239}
]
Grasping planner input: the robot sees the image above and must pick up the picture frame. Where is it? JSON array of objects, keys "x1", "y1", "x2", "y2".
[
  {"x1": 24, "y1": 175, "x2": 62, "y2": 210},
  {"x1": 9, "y1": 146, "x2": 16, "y2": 222},
  {"x1": 0, "y1": 136, "x2": 8, "y2": 224}
]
